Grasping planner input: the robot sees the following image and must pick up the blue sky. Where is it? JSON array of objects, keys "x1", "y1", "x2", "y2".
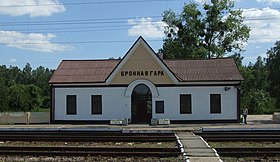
[{"x1": 1, "y1": 0, "x2": 280, "y2": 69}]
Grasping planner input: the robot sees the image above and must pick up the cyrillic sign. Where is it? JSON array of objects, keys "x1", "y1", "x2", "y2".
[{"x1": 121, "y1": 70, "x2": 164, "y2": 77}]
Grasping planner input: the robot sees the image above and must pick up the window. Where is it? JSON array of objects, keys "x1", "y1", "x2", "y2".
[
  {"x1": 180, "y1": 94, "x2": 192, "y2": 114},
  {"x1": 92, "y1": 95, "x2": 102, "y2": 114},
  {"x1": 210, "y1": 94, "x2": 221, "y2": 113},
  {"x1": 66, "y1": 95, "x2": 76, "y2": 115},
  {"x1": 156, "y1": 101, "x2": 164, "y2": 113}
]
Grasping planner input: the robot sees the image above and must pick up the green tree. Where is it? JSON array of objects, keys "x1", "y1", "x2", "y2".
[
  {"x1": 252, "y1": 56, "x2": 269, "y2": 91},
  {"x1": 240, "y1": 56, "x2": 276, "y2": 114},
  {"x1": 25, "y1": 84, "x2": 43, "y2": 111},
  {"x1": 32, "y1": 66, "x2": 53, "y2": 108},
  {"x1": 241, "y1": 89, "x2": 275, "y2": 114},
  {"x1": 8, "y1": 83, "x2": 29, "y2": 112},
  {"x1": 0, "y1": 65, "x2": 8, "y2": 85},
  {"x1": 230, "y1": 53, "x2": 244, "y2": 67},
  {"x1": 0, "y1": 79, "x2": 9, "y2": 112},
  {"x1": 160, "y1": 0, "x2": 250, "y2": 59},
  {"x1": 22, "y1": 63, "x2": 33, "y2": 85},
  {"x1": 267, "y1": 41, "x2": 280, "y2": 109},
  {"x1": 0, "y1": 64, "x2": 54, "y2": 112},
  {"x1": 7, "y1": 66, "x2": 22, "y2": 84}
]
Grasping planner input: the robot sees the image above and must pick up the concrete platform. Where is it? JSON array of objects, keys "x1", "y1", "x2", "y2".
[
  {"x1": 176, "y1": 132, "x2": 221, "y2": 162},
  {"x1": 188, "y1": 157, "x2": 222, "y2": 162},
  {"x1": 0, "y1": 115, "x2": 277, "y2": 132}
]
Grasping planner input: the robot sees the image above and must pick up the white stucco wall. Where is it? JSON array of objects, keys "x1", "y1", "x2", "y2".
[
  {"x1": 54, "y1": 85, "x2": 237, "y2": 121},
  {"x1": 154, "y1": 86, "x2": 237, "y2": 120},
  {"x1": 54, "y1": 87, "x2": 130, "y2": 121}
]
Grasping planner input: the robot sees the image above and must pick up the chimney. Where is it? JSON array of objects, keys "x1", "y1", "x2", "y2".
[{"x1": 157, "y1": 52, "x2": 163, "y2": 60}]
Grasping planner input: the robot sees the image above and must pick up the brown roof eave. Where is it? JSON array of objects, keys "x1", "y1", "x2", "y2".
[
  {"x1": 49, "y1": 81, "x2": 106, "y2": 84},
  {"x1": 178, "y1": 79, "x2": 243, "y2": 82}
]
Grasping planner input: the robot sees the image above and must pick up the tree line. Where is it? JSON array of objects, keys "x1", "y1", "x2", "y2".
[
  {"x1": 238, "y1": 47, "x2": 280, "y2": 114},
  {"x1": 0, "y1": 63, "x2": 53, "y2": 112}
]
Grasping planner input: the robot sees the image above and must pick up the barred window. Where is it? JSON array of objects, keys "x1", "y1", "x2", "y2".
[
  {"x1": 66, "y1": 95, "x2": 76, "y2": 115},
  {"x1": 92, "y1": 95, "x2": 102, "y2": 114},
  {"x1": 180, "y1": 94, "x2": 192, "y2": 114},
  {"x1": 210, "y1": 94, "x2": 221, "y2": 113},
  {"x1": 156, "y1": 101, "x2": 164, "y2": 114}
]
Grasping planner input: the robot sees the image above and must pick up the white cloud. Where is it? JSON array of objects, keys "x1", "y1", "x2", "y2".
[
  {"x1": 256, "y1": 0, "x2": 280, "y2": 4},
  {"x1": 9, "y1": 58, "x2": 17, "y2": 63},
  {"x1": 243, "y1": 7, "x2": 280, "y2": 43},
  {"x1": 128, "y1": 17, "x2": 168, "y2": 39},
  {"x1": 0, "y1": 30, "x2": 72, "y2": 52},
  {"x1": 0, "y1": 0, "x2": 65, "y2": 17},
  {"x1": 194, "y1": 0, "x2": 240, "y2": 4},
  {"x1": 194, "y1": 0, "x2": 207, "y2": 4}
]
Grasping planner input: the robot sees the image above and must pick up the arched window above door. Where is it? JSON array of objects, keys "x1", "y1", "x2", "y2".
[{"x1": 125, "y1": 79, "x2": 159, "y2": 97}]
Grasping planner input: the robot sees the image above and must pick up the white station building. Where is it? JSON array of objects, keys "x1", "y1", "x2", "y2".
[{"x1": 49, "y1": 37, "x2": 243, "y2": 124}]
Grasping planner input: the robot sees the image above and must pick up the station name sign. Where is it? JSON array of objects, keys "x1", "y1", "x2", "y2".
[{"x1": 121, "y1": 70, "x2": 164, "y2": 77}]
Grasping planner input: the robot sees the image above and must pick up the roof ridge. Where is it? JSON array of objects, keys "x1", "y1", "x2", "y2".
[
  {"x1": 163, "y1": 57, "x2": 234, "y2": 61},
  {"x1": 62, "y1": 59, "x2": 121, "y2": 62}
]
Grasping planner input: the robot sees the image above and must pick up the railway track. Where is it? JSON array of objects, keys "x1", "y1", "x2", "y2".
[
  {"x1": 0, "y1": 130, "x2": 181, "y2": 157},
  {"x1": 195, "y1": 130, "x2": 280, "y2": 141},
  {"x1": 0, "y1": 146, "x2": 180, "y2": 157},
  {"x1": 194, "y1": 130, "x2": 280, "y2": 159},
  {"x1": 0, "y1": 131, "x2": 176, "y2": 142},
  {"x1": 215, "y1": 147, "x2": 280, "y2": 157}
]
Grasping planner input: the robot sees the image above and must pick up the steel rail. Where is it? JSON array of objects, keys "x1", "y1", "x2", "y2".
[
  {"x1": 215, "y1": 147, "x2": 280, "y2": 157},
  {"x1": 0, "y1": 135, "x2": 176, "y2": 142},
  {"x1": 202, "y1": 137, "x2": 280, "y2": 142},
  {"x1": 0, "y1": 146, "x2": 181, "y2": 157},
  {"x1": 0, "y1": 130, "x2": 176, "y2": 142},
  {"x1": 0, "y1": 131, "x2": 175, "y2": 137},
  {"x1": 195, "y1": 131, "x2": 280, "y2": 142},
  {"x1": 195, "y1": 132, "x2": 280, "y2": 135}
]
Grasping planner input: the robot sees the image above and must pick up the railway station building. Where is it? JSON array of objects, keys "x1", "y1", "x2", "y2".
[{"x1": 49, "y1": 36, "x2": 243, "y2": 124}]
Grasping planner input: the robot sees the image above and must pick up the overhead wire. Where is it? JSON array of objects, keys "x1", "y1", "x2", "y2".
[
  {"x1": 0, "y1": 1, "x2": 169, "y2": 45},
  {"x1": 0, "y1": 0, "x2": 279, "y2": 13},
  {"x1": 0, "y1": 14, "x2": 279, "y2": 31},
  {"x1": 0, "y1": 14, "x2": 279, "y2": 34},
  {"x1": 0, "y1": 1, "x2": 279, "y2": 46},
  {"x1": 0, "y1": 15, "x2": 162, "y2": 25},
  {"x1": 1, "y1": 37, "x2": 280, "y2": 46},
  {"x1": 0, "y1": 0, "x2": 181, "y2": 7},
  {"x1": 0, "y1": 39, "x2": 163, "y2": 45},
  {"x1": 0, "y1": 13, "x2": 279, "y2": 25}
]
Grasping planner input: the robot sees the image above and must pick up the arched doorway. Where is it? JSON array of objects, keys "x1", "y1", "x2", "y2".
[{"x1": 131, "y1": 84, "x2": 152, "y2": 123}]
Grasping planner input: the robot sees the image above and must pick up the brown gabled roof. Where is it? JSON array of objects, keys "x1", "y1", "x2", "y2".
[
  {"x1": 49, "y1": 57, "x2": 243, "y2": 84},
  {"x1": 164, "y1": 58, "x2": 244, "y2": 81},
  {"x1": 49, "y1": 59, "x2": 120, "y2": 84}
]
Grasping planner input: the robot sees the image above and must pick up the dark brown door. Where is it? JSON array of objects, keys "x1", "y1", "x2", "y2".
[{"x1": 131, "y1": 84, "x2": 152, "y2": 123}]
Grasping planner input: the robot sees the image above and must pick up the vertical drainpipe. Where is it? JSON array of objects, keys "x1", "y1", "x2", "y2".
[
  {"x1": 50, "y1": 85, "x2": 54, "y2": 124},
  {"x1": 237, "y1": 84, "x2": 241, "y2": 123}
]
